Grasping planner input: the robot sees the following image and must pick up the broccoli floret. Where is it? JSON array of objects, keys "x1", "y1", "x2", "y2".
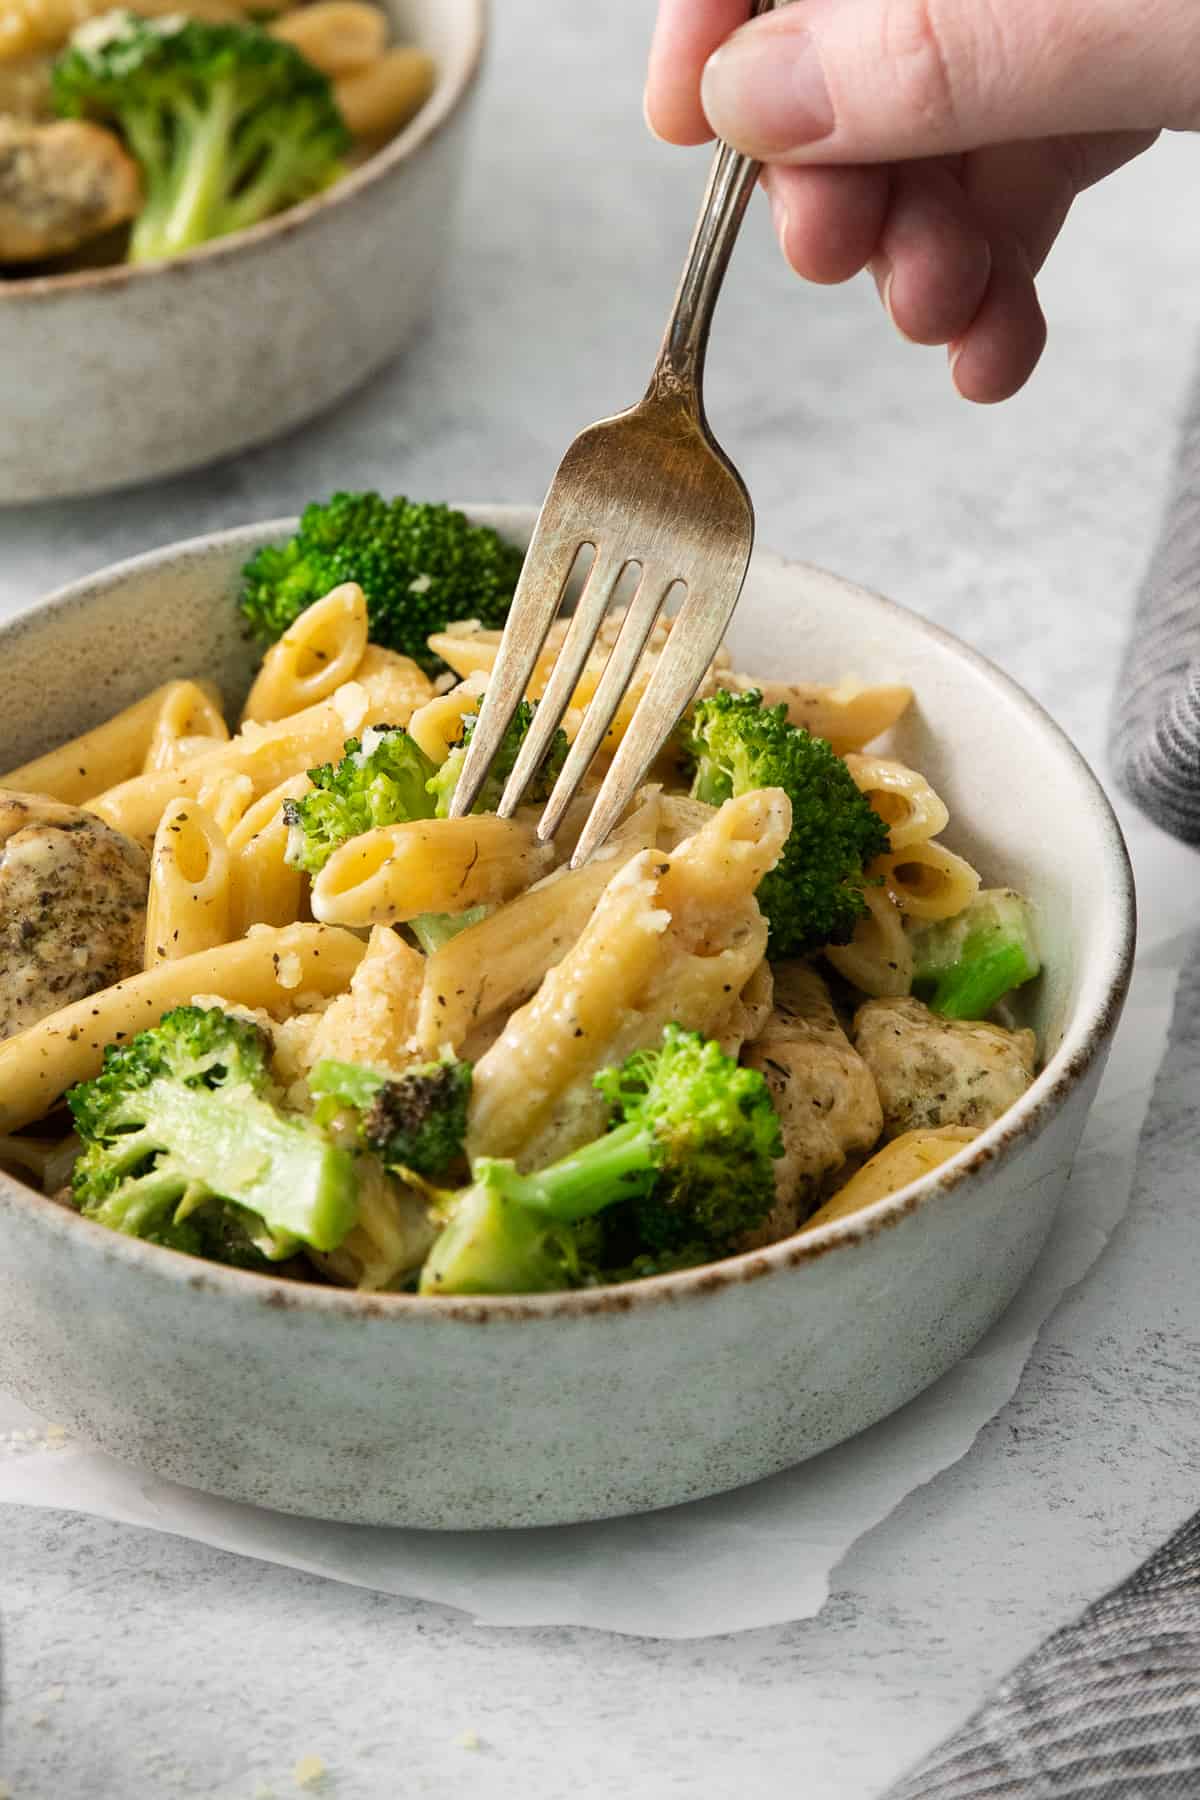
[
  {"x1": 419, "y1": 1025, "x2": 782, "y2": 1295},
  {"x1": 688, "y1": 688, "x2": 891, "y2": 955},
  {"x1": 309, "y1": 1056, "x2": 472, "y2": 1180},
  {"x1": 283, "y1": 725, "x2": 437, "y2": 875},
  {"x1": 426, "y1": 700, "x2": 569, "y2": 818},
  {"x1": 911, "y1": 888, "x2": 1040, "y2": 1020},
  {"x1": 69, "y1": 1005, "x2": 358, "y2": 1256},
  {"x1": 239, "y1": 493, "x2": 526, "y2": 674},
  {"x1": 53, "y1": 13, "x2": 349, "y2": 265}
]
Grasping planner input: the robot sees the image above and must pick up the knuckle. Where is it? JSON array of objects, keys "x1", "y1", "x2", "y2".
[{"x1": 878, "y1": 0, "x2": 964, "y2": 134}]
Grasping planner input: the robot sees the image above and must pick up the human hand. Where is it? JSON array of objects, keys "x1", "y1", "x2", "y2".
[{"x1": 645, "y1": 0, "x2": 1179, "y2": 400}]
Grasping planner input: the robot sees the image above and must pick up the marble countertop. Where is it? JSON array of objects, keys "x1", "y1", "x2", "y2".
[{"x1": 3, "y1": 4, "x2": 1200, "y2": 1796}]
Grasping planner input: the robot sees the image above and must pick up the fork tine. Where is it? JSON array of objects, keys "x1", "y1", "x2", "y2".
[
  {"x1": 536, "y1": 566, "x2": 672, "y2": 843},
  {"x1": 496, "y1": 549, "x2": 631, "y2": 818},
  {"x1": 569, "y1": 568, "x2": 749, "y2": 868},
  {"x1": 446, "y1": 524, "x2": 586, "y2": 819}
]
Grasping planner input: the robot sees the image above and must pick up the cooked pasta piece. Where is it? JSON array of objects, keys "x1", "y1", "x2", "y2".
[
  {"x1": 875, "y1": 840, "x2": 981, "y2": 921},
  {"x1": 142, "y1": 680, "x2": 229, "y2": 771},
  {"x1": 227, "y1": 772, "x2": 310, "y2": 934},
  {"x1": 467, "y1": 788, "x2": 790, "y2": 1169},
  {"x1": 853, "y1": 996, "x2": 1036, "y2": 1140},
  {"x1": 803, "y1": 1126, "x2": 979, "y2": 1229},
  {"x1": 144, "y1": 799, "x2": 232, "y2": 966},
  {"x1": 196, "y1": 771, "x2": 255, "y2": 838},
  {"x1": 269, "y1": 3, "x2": 388, "y2": 78},
  {"x1": 333, "y1": 46, "x2": 436, "y2": 140},
  {"x1": 1, "y1": 680, "x2": 213, "y2": 805},
  {"x1": 307, "y1": 925, "x2": 424, "y2": 1072},
  {"x1": 413, "y1": 792, "x2": 663, "y2": 1054},
  {"x1": 740, "y1": 962, "x2": 883, "y2": 1246},
  {"x1": 241, "y1": 584, "x2": 370, "y2": 725},
  {"x1": 824, "y1": 883, "x2": 913, "y2": 998},
  {"x1": 844, "y1": 754, "x2": 949, "y2": 851},
  {"x1": 711, "y1": 956, "x2": 775, "y2": 1059},
  {"x1": 428, "y1": 609, "x2": 730, "y2": 752},
  {"x1": 406, "y1": 671, "x2": 488, "y2": 765},
  {"x1": 721, "y1": 674, "x2": 913, "y2": 753},
  {"x1": 312, "y1": 814, "x2": 555, "y2": 929},
  {"x1": 0, "y1": 923, "x2": 367, "y2": 1134},
  {"x1": 92, "y1": 660, "x2": 431, "y2": 849}
]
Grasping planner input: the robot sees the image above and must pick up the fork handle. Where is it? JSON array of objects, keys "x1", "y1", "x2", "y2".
[{"x1": 648, "y1": 0, "x2": 782, "y2": 412}]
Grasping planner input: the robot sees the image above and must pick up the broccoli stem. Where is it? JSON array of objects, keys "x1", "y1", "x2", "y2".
[
  {"x1": 475, "y1": 1126, "x2": 658, "y2": 1223},
  {"x1": 108, "y1": 1078, "x2": 357, "y2": 1251},
  {"x1": 132, "y1": 83, "x2": 235, "y2": 261},
  {"x1": 409, "y1": 906, "x2": 491, "y2": 956},
  {"x1": 418, "y1": 1180, "x2": 577, "y2": 1296},
  {"x1": 910, "y1": 890, "x2": 1040, "y2": 1020}
]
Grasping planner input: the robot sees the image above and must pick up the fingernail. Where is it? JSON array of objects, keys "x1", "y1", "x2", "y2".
[
  {"x1": 769, "y1": 187, "x2": 791, "y2": 260},
  {"x1": 948, "y1": 341, "x2": 968, "y2": 396},
  {"x1": 642, "y1": 87, "x2": 666, "y2": 143},
  {"x1": 871, "y1": 257, "x2": 913, "y2": 343},
  {"x1": 702, "y1": 26, "x2": 834, "y2": 154}
]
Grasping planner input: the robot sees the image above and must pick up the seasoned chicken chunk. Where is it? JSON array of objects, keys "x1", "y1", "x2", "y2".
[
  {"x1": 740, "y1": 961, "x2": 883, "y2": 1247},
  {"x1": 853, "y1": 995, "x2": 1036, "y2": 1140},
  {"x1": 0, "y1": 118, "x2": 142, "y2": 263},
  {"x1": 0, "y1": 791, "x2": 149, "y2": 1041}
]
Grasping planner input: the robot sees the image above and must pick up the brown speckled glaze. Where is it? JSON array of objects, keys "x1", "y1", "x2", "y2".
[
  {"x1": 0, "y1": 0, "x2": 485, "y2": 504},
  {"x1": 0, "y1": 510, "x2": 1136, "y2": 1527}
]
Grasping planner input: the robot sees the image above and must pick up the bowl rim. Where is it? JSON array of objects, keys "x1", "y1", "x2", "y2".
[
  {"x1": 0, "y1": 0, "x2": 486, "y2": 304},
  {"x1": 0, "y1": 511, "x2": 1137, "y2": 1323}
]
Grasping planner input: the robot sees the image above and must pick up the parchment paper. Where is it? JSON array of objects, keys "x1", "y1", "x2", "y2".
[{"x1": 1, "y1": 811, "x2": 1193, "y2": 1639}]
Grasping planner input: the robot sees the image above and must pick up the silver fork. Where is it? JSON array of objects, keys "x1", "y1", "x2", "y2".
[{"x1": 448, "y1": 0, "x2": 780, "y2": 866}]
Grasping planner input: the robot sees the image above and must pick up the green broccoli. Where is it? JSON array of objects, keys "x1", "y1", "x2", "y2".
[
  {"x1": 419, "y1": 1025, "x2": 782, "y2": 1295},
  {"x1": 910, "y1": 888, "x2": 1040, "y2": 1020},
  {"x1": 426, "y1": 700, "x2": 569, "y2": 818},
  {"x1": 688, "y1": 688, "x2": 891, "y2": 955},
  {"x1": 53, "y1": 13, "x2": 349, "y2": 265},
  {"x1": 283, "y1": 725, "x2": 437, "y2": 875},
  {"x1": 408, "y1": 907, "x2": 491, "y2": 955},
  {"x1": 68, "y1": 1005, "x2": 358, "y2": 1258},
  {"x1": 309, "y1": 1056, "x2": 473, "y2": 1180},
  {"x1": 239, "y1": 493, "x2": 526, "y2": 674}
]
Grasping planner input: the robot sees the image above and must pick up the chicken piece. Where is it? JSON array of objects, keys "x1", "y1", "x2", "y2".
[
  {"x1": 740, "y1": 961, "x2": 883, "y2": 1247},
  {"x1": 0, "y1": 791, "x2": 149, "y2": 1041},
  {"x1": 853, "y1": 995, "x2": 1036, "y2": 1140},
  {"x1": 0, "y1": 118, "x2": 142, "y2": 263}
]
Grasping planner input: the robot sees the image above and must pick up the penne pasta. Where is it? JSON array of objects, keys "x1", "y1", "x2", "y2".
[
  {"x1": 312, "y1": 814, "x2": 555, "y2": 929},
  {"x1": 802, "y1": 1127, "x2": 978, "y2": 1230},
  {"x1": 228, "y1": 773, "x2": 310, "y2": 934},
  {"x1": 876, "y1": 841, "x2": 981, "y2": 922},
  {"x1": 241, "y1": 585, "x2": 370, "y2": 725},
  {"x1": 308, "y1": 925, "x2": 425, "y2": 1071},
  {"x1": 414, "y1": 792, "x2": 663, "y2": 1054},
  {"x1": 270, "y1": 3, "x2": 388, "y2": 77},
  {"x1": 468, "y1": 788, "x2": 790, "y2": 1169},
  {"x1": 0, "y1": 923, "x2": 367, "y2": 1134},
  {"x1": 142, "y1": 680, "x2": 230, "y2": 772},
  {"x1": 825, "y1": 883, "x2": 913, "y2": 998},
  {"x1": 406, "y1": 671, "x2": 488, "y2": 765},
  {"x1": 196, "y1": 771, "x2": 256, "y2": 838},
  {"x1": 144, "y1": 799, "x2": 233, "y2": 967},
  {"x1": 333, "y1": 46, "x2": 436, "y2": 140},
  {"x1": 1, "y1": 680, "x2": 218, "y2": 805},
  {"x1": 844, "y1": 753, "x2": 949, "y2": 851},
  {"x1": 91, "y1": 661, "x2": 431, "y2": 850}
]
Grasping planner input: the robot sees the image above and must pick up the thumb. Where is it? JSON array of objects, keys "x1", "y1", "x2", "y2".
[{"x1": 700, "y1": 0, "x2": 1200, "y2": 163}]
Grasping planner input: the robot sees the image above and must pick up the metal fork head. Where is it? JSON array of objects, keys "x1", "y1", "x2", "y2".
[
  {"x1": 446, "y1": 390, "x2": 753, "y2": 864},
  {"x1": 446, "y1": 33, "x2": 775, "y2": 861}
]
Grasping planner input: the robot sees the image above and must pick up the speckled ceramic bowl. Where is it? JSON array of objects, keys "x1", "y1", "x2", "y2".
[
  {"x1": 0, "y1": 509, "x2": 1135, "y2": 1528},
  {"x1": 0, "y1": 0, "x2": 484, "y2": 505}
]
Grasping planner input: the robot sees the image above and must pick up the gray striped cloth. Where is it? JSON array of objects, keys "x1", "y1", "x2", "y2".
[
  {"x1": 1110, "y1": 368, "x2": 1200, "y2": 843},
  {"x1": 882, "y1": 1511, "x2": 1200, "y2": 1797}
]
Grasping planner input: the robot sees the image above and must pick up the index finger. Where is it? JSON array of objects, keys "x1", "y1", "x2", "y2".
[{"x1": 646, "y1": 0, "x2": 753, "y2": 145}]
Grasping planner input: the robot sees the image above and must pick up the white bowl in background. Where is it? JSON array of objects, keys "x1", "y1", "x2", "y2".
[
  {"x1": 0, "y1": 0, "x2": 484, "y2": 505},
  {"x1": 0, "y1": 509, "x2": 1135, "y2": 1527}
]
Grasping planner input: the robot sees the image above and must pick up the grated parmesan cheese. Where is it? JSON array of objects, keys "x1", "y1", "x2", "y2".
[
  {"x1": 333, "y1": 682, "x2": 367, "y2": 731},
  {"x1": 292, "y1": 1754, "x2": 325, "y2": 1789}
]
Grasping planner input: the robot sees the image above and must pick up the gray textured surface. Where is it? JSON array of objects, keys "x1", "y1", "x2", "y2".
[{"x1": 2, "y1": 1, "x2": 1200, "y2": 1795}]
